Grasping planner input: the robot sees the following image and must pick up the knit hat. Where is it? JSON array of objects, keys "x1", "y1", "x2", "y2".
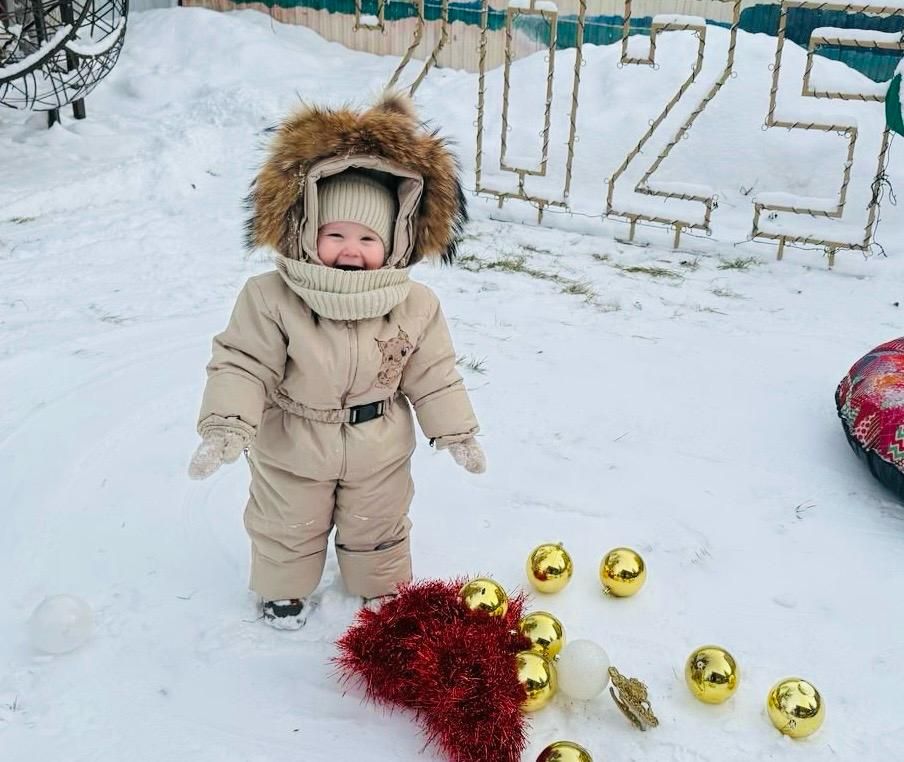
[{"x1": 318, "y1": 171, "x2": 397, "y2": 254}]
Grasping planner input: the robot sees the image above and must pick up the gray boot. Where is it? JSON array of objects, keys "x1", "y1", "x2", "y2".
[{"x1": 262, "y1": 598, "x2": 308, "y2": 630}]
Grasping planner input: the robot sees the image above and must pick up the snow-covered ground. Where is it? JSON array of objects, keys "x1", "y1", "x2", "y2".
[{"x1": 2, "y1": 8, "x2": 904, "y2": 761}]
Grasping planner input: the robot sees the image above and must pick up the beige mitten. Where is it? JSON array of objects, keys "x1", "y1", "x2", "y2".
[
  {"x1": 446, "y1": 437, "x2": 486, "y2": 474},
  {"x1": 188, "y1": 416, "x2": 255, "y2": 480}
]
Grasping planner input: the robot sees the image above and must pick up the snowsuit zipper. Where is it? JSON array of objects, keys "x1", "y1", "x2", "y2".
[
  {"x1": 339, "y1": 320, "x2": 359, "y2": 479},
  {"x1": 341, "y1": 320, "x2": 359, "y2": 406}
]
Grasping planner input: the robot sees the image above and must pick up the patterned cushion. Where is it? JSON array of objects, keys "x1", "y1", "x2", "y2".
[{"x1": 836, "y1": 338, "x2": 904, "y2": 500}]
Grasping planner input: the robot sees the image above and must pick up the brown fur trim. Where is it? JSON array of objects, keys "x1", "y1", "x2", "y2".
[
  {"x1": 372, "y1": 90, "x2": 420, "y2": 122},
  {"x1": 246, "y1": 93, "x2": 467, "y2": 265}
]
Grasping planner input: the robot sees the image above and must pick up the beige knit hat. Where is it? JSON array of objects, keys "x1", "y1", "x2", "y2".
[{"x1": 317, "y1": 171, "x2": 397, "y2": 253}]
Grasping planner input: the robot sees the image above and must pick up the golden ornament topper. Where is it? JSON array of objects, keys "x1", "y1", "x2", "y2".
[{"x1": 608, "y1": 666, "x2": 658, "y2": 731}]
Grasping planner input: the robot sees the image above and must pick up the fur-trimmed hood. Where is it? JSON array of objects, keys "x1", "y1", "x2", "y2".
[{"x1": 246, "y1": 93, "x2": 468, "y2": 268}]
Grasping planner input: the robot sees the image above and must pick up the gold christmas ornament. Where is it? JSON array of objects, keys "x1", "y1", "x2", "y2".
[
  {"x1": 536, "y1": 740, "x2": 593, "y2": 761},
  {"x1": 766, "y1": 677, "x2": 825, "y2": 738},
  {"x1": 518, "y1": 611, "x2": 566, "y2": 660},
  {"x1": 685, "y1": 645, "x2": 739, "y2": 704},
  {"x1": 599, "y1": 547, "x2": 646, "y2": 597},
  {"x1": 527, "y1": 543, "x2": 574, "y2": 593},
  {"x1": 609, "y1": 666, "x2": 659, "y2": 730},
  {"x1": 516, "y1": 650, "x2": 558, "y2": 711},
  {"x1": 458, "y1": 578, "x2": 508, "y2": 617}
]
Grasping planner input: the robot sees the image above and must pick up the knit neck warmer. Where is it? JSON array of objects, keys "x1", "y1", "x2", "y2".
[{"x1": 274, "y1": 254, "x2": 411, "y2": 321}]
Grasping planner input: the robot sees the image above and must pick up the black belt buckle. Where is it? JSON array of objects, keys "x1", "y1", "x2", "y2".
[{"x1": 349, "y1": 400, "x2": 384, "y2": 425}]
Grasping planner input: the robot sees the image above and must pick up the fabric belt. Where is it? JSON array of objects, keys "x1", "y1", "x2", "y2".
[{"x1": 271, "y1": 389, "x2": 399, "y2": 424}]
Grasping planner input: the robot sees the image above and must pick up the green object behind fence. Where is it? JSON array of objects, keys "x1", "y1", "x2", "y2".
[{"x1": 888, "y1": 73, "x2": 904, "y2": 137}]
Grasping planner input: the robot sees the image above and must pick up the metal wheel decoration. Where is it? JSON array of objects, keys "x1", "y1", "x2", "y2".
[{"x1": 0, "y1": 0, "x2": 128, "y2": 123}]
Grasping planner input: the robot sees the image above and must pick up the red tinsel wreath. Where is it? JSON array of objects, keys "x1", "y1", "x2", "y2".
[{"x1": 335, "y1": 578, "x2": 531, "y2": 762}]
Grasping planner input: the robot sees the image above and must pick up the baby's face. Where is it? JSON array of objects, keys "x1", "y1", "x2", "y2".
[{"x1": 316, "y1": 221, "x2": 386, "y2": 271}]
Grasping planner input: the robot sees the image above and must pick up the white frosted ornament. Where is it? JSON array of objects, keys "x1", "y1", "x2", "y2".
[
  {"x1": 556, "y1": 639, "x2": 611, "y2": 701},
  {"x1": 28, "y1": 595, "x2": 94, "y2": 654}
]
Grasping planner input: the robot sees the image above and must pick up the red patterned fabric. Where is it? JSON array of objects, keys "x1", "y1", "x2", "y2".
[{"x1": 836, "y1": 338, "x2": 904, "y2": 478}]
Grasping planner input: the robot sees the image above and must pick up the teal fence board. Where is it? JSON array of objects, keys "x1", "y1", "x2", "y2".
[{"x1": 234, "y1": 0, "x2": 902, "y2": 82}]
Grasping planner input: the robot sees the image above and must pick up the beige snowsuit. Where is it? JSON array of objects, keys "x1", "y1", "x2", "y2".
[
  {"x1": 199, "y1": 272, "x2": 477, "y2": 599},
  {"x1": 194, "y1": 94, "x2": 479, "y2": 600}
]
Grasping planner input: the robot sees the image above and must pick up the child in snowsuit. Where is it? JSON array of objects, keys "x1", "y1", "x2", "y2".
[{"x1": 188, "y1": 93, "x2": 485, "y2": 629}]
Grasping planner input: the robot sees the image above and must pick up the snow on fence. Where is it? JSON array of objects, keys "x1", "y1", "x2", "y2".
[
  {"x1": 181, "y1": 0, "x2": 904, "y2": 81},
  {"x1": 183, "y1": 0, "x2": 903, "y2": 265}
]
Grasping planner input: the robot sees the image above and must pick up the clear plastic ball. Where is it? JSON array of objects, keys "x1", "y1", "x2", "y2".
[
  {"x1": 28, "y1": 595, "x2": 94, "y2": 654},
  {"x1": 556, "y1": 638, "x2": 611, "y2": 701}
]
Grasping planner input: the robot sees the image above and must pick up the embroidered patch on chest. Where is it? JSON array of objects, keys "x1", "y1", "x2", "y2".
[{"x1": 375, "y1": 326, "x2": 414, "y2": 388}]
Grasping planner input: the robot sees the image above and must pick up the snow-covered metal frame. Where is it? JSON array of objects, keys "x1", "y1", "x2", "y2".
[
  {"x1": 500, "y1": 0, "x2": 557, "y2": 176},
  {"x1": 474, "y1": 0, "x2": 743, "y2": 244},
  {"x1": 753, "y1": 0, "x2": 904, "y2": 266},
  {"x1": 606, "y1": 1, "x2": 741, "y2": 248},
  {"x1": 0, "y1": 0, "x2": 127, "y2": 120},
  {"x1": 384, "y1": 0, "x2": 450, "y2": 95},
  {"x1": 354, "y1": 0, "x2": 385, "y2": 31},
  {"x1": 475, "y1": 0, "x2": 587, "y2": 221},
  {"x1": 803, "y1": 26, "x2": 904, "y2": 100}
]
